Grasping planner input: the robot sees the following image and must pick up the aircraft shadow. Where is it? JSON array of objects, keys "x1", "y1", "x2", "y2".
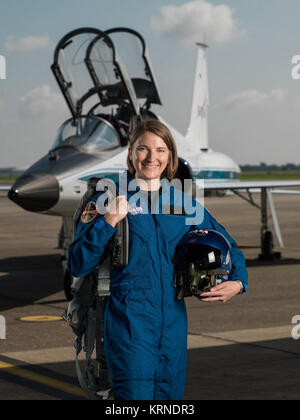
[
  {"x1": 0, "y1": 354, "x2": 84, "y2": 400},
  {"x1": 1, "y1": 252, "x2": 300, "y2": 312},
  {"x1": 1, "y1": 336, "x2": 299, "y2": 400},
  {"x1": 0, "y1": 254, "x2": 65, "y2": 312},
  {"x1": 185, "y1": 336, "x2": 300, "y2": 400}
]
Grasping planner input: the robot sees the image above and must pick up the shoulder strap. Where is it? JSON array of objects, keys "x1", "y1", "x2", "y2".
[
  {"x1": 68, "y1": 176, "x2": 129, "y2": 400},
  {"x1": 112, "y1": 216, "x2": 129, "y2": 269}
]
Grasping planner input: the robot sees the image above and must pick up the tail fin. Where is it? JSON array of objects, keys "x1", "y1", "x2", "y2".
[{"x1": 185, "y1": 43, "x2": 209, "y2": 150}]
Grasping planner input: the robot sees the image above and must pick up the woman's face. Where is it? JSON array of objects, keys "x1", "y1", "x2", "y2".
[{"x1": 128, "y1": 131, "x2": 170, "y2": 181}]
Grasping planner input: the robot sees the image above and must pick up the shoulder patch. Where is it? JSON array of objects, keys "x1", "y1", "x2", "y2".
[{"x1": 81, "y1": 201, "x2": 98, "y2": 224}]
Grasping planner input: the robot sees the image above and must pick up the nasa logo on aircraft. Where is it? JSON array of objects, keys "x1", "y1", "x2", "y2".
[
  {"x1": 198, "y1": 98, "x2": 207, "y2": 118},
  {"x1": 81, "y1": 201, "x2": 98, "y2": 224}
]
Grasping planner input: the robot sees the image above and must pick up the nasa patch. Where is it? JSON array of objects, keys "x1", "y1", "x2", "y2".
[
  {"x1": 81, "y1": 201, "x2": 98, "y2": 224},
  {"x1": 128, "y1": 205, "x2": 143, "y2": 217}
]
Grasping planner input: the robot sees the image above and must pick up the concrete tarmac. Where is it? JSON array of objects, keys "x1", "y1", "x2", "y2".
[{"x1": 0, "y1": 189, "x2": 300, "y2": 400}]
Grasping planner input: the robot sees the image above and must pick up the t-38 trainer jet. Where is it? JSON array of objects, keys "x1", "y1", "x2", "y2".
[{"x1": 4, "y1": 28, "x2": 300, "y2": 298}]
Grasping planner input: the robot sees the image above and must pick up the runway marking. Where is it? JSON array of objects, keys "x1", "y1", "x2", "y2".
[
  {"x1": 0, "y1": 348, "x2": 114, "y2": 400},
  {"x1": 1, "y1": 346, "x2": 75, "y2": 365},
  {"x1": 188, "y1": 325, "x2": 299, "y2": 355},
  {"x1": 0, "y1": 324, "x2": 298, "y2": 400},
  {"x1": 0, "y1": 360, "x2": 86, "y2": 399},
  {"x1": 19, "y1": 316, "x2": 62, "y2": 322},
  {"x1": 238, "y1": 244, "x2": 300, "y2": 251}
]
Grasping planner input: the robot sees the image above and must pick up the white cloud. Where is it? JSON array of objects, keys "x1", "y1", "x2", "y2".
[
  {"x1": 19, "y1": 85, "x2": 65, "y2": 119},
  {"x1": 151, "y1": 0, "x2": 243, "y2": 46},
  {"x1": 218, "y1": 88, "x2": 287, "y2": 110},
  {"x1": 4, "y1": 35, "x2": 52, "y2": 52}
]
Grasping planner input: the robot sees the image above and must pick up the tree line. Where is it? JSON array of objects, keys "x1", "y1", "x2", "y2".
[{"x1": 241, "y1": 163, "x2": 300, "y2": 171}]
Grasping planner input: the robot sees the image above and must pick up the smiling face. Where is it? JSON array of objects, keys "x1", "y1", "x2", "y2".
[{"x1": 128, "y1": 131, "x2": 170, "y2": 182}]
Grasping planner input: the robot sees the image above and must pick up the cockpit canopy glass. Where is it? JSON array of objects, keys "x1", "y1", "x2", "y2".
[
  {"x1": 55, "y1": 31, "x2": 102, "y2": 114},
  {"x1": 86, "y1": 34, "x2": 139, "y2": 114},
  {"x1": 105, "y1": 28, "x2": 161, "y2": 105},
  {"x1": 52, "y1": 116, "x2": 120, "y2": 153},
  {"x1": 52, "y1": 28, "x2": 139, "y2": 117}
]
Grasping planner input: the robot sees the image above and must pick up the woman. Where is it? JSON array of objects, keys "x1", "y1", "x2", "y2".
[{"x1": 68, "y1": 119, "x2": 248, "y2": 400}]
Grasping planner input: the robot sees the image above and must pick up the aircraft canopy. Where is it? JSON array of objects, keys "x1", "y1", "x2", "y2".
[
  {"x1": 105, "y1": 28, "x2": 161, "y2": 106},
  {"x1": 51, "y1": 27, "x2": 161, "y2": 118},
  {"x1": 52, "y1": 116, "x2": 121, "y2": 153},
  {"x1": 52, "y1": 28, "x2": 139, "y2": 117}
]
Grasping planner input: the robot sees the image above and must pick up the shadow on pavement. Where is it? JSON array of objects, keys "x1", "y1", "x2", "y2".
[
  {"x1": 185, "y1": 337, "x2": 300, "y2": 400},
  {"x1": 1, "y1": 336, "x2": 300, "y2": 400},
  {"x1": 0, "y1": 254, "x2": 65, "y2": 311}
]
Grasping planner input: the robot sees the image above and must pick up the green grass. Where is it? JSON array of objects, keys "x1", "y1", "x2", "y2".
[
  {"x1": 241, "y1": 171, "x2": 300, "y2": 181},
  {"x1": 0, "y1": 175, "x2": 18, "y2": 183},
  {"x1": 1, "y1": 170, "x2": 300, "y2": 183}
]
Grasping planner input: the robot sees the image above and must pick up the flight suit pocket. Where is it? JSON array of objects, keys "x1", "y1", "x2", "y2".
[{"x1": 127, "y1": 287, "x2": 160, "y2": 344}]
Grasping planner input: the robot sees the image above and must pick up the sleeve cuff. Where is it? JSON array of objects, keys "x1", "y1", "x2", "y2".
[{"x1": 95, "y1": 217, "x2": 117, "y2": 235}]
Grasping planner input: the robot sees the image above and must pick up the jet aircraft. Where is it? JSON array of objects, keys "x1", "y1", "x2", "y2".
[{"x1": 3, "y1": 27, "x2": 300, "y2": 298}]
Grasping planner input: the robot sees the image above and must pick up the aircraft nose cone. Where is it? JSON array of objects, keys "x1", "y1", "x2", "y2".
[{"x1": 8, "y1": 173, "x2": 59, "y2": 212}]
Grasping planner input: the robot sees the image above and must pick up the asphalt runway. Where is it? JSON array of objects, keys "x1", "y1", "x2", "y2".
[{"x1": 0, "y1": 188, "x2": 300, "y2": 400}]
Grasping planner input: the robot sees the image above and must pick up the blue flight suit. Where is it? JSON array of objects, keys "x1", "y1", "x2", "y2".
[{"x1": 68, "y1": 173, "x2": 248, "y2": 400}]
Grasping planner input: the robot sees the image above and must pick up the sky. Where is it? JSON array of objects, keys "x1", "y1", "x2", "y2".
[{"x1": 0, "y1": 0, "x2": 300, "y2": 168}]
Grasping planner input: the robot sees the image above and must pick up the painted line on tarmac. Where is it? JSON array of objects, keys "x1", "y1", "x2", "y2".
[
  {"x1": 0, "y1": 358, "x2": 86, "y2": 399},
  {"x1": 280, "y1": 246, "x2": 300, "y2": 251},
  {"x1": 1, "y1": 346, "x2": 75, "y2": 366},
  {"x1": 19, "y1": 315, "x2": 62, "y2": 322},
  {"x1": 188, "y1": 325, "x2": 300, "y2": 355},
  {"x1": 238, "y1": 244, "x2": 300, "y2": 251}
]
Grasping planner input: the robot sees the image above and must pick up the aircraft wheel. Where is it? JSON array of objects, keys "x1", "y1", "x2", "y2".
[
  {"x1": 262, "y1": 230, "x2": 274, "y2": 256},
  {"x1": 216, "y1": 190, "x2": 226, "y2": 198}
]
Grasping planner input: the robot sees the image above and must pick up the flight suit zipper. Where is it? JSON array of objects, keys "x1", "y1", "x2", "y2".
[
  {"x1": 153, "y1": 214, "x2": 164, "y2": 352},
  {"x1": 146, "y1": 189, "x2": 165, "y2": 353}
]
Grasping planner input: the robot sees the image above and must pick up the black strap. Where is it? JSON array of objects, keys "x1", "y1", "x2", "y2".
[
  {"x1": 75, "y1": 336, "x2": 99, "y2": 400},
  {"x1": 95, "y1": 296, "x2": 112, "y2": 398},
  {"x1": 74, "y1": 299, "x2": 112, "y2": 400},
  {"x1": 70, "y1": 177, "x2": 130, "y2": 400}
]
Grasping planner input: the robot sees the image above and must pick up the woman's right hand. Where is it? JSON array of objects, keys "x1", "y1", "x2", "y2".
[{"x1": 104, "y1": 195, "x2": 129, "y2": 227}]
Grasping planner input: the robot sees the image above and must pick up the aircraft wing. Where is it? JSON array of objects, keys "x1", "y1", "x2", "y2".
[
  {"x1": 0, "y1": 186, "x2": 11, "y2": 191},
  {"x1": 198, "y1": 179, "x2": 300, "y2": 190},
  {"x1": 196, "y1": 179, "x2": 300, "y2": 258}
]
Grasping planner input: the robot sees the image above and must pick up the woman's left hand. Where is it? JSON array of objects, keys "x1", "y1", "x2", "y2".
[{"x1": 199, "y1": 281, "x2": 241, "y2": 303}]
